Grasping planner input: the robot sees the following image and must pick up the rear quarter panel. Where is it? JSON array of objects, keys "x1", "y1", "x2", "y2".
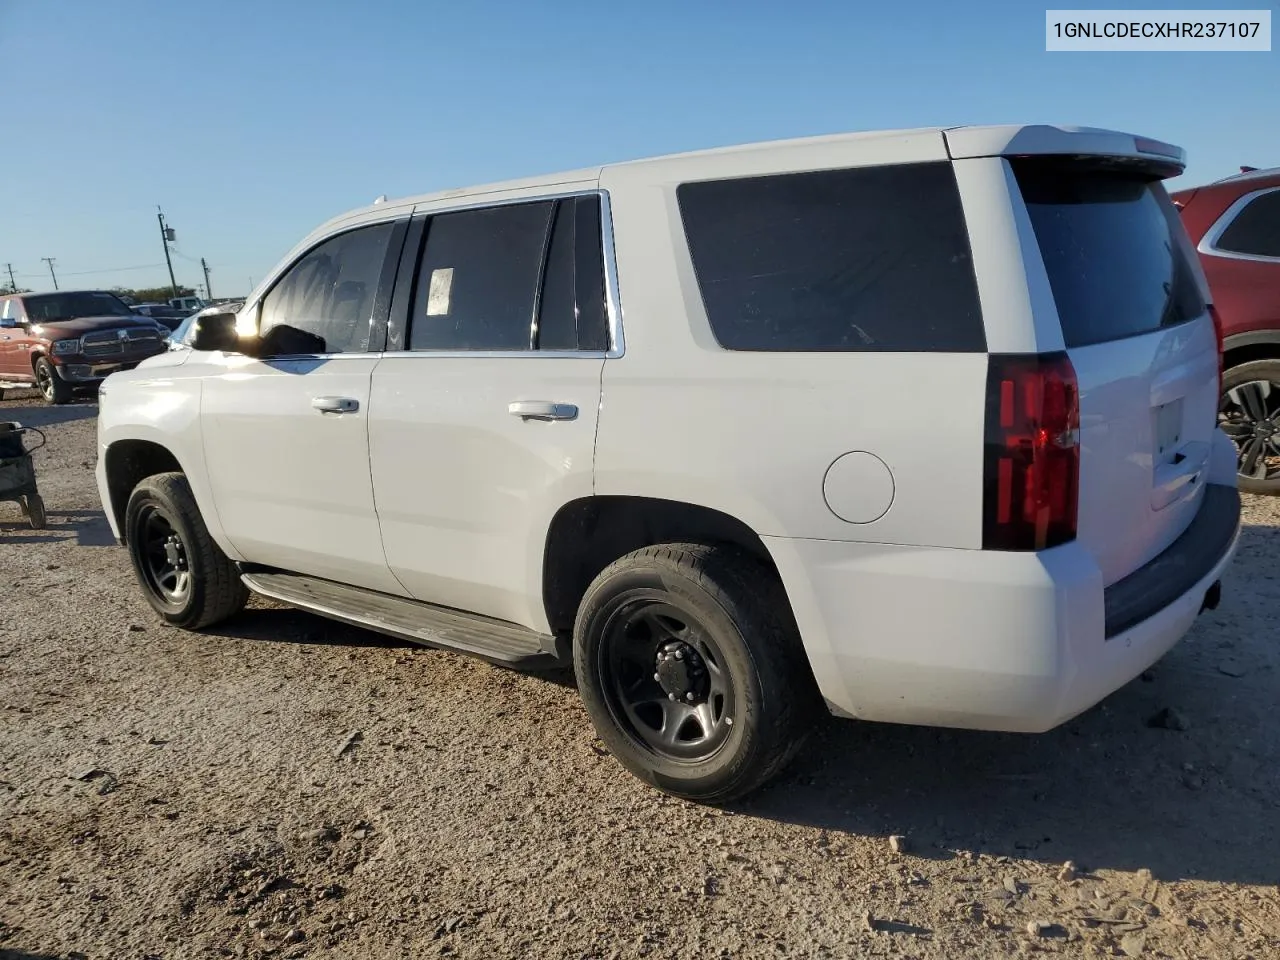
[{"x1": 596, "y1": 144, "x2": 993, "y2": 549}]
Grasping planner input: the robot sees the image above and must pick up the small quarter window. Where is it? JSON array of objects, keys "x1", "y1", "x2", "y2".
[{"x1": 1215, "y1": 189, "x2": 1280, "y2": 258}]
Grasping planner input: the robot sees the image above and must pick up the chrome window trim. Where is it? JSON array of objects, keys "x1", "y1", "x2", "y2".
[
  {"x1": 223, "y1": 187, "x2": 625, "y2": 363},
  {"x1": 1198, "y1": 185, "x2": 1280, "y2": 264},
  {"x1": 404, "y1": 187, "x2": 624, "y2": 359}
]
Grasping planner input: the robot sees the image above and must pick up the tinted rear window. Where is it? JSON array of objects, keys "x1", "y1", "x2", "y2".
[
  {"x1": 1013, "y1": 159, "x2": 1205, "y2": 348},
  {"x1": 677, "y1": 163, "x2": 986, "y2": 352}
]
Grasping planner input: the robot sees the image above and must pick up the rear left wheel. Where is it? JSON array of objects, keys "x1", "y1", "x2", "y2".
[{"x1": 573, "y1": 543, "x2": 819, "y2": 803}]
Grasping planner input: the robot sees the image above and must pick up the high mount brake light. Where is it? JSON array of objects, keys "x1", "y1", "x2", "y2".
[{"x1": 982, "y1": 353, "x2": 1080, "y2": 552}]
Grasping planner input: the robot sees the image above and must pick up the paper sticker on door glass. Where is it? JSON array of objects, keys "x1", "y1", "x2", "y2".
[{"x1": 425, "y1": 267, "x2": 454, "y2": 316}]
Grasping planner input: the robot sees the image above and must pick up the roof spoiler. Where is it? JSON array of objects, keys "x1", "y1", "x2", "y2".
[{"x1": 944, "y1": 126, "x2": 1186, "y2": 178}]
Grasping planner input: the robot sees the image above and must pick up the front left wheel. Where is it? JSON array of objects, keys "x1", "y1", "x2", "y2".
[
  {"x1": 573, "y1": 543, "x2": 820, "y2": 803},
  {"x1": 124, "y1": 472, "x2": 248, "y2": 629},
  {"x1": 34, "y1": 357, "x2": 73, "y2": 405}
]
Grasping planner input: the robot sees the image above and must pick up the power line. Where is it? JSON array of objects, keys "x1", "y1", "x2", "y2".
[{"x1": 60, "y1": 263, "x2": 168, "y2": 277}]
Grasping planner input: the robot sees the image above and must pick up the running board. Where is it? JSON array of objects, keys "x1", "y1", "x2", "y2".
[{"x1": 240, "y1": 569, "x2": 567, "y2": 668}]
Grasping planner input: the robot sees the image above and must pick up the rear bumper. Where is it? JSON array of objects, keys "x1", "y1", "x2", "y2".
[{"x1": 765, "y1": 482, "x2": 1242, "y2": 732}]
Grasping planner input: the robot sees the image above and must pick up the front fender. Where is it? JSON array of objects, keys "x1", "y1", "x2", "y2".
[{"x1": 96, "y1": 375, "x2": 243, "y2": 561}]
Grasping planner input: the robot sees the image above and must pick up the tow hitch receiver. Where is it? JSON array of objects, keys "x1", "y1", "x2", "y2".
[{"x1": 1200, "y1": 580, "x2": 1222, "y2": 614}]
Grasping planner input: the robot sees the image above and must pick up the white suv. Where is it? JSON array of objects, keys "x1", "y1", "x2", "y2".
[{"x1": 96, "y1": 125, "x2": 1241, "y2": 801}]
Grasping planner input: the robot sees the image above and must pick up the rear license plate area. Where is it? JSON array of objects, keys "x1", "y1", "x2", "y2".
[{"x1": 1154, "y1": 399, "x2": 1184, "y2": 466}]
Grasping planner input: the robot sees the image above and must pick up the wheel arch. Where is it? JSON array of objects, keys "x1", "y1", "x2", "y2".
[
  {"x1": 102, "y1": 439, "x2": 185, "y2": 543},
  {"x1": 1224, "y1": 330, "x2": 1280, "y2": 371},
  {"x1": 541, "y1": 495, "x2": 787, "y2": 637}
]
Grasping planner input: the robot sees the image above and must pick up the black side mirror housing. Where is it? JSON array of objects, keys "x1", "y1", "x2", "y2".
[{"x1": 190, "y1": 312, "x2": 243, "y2": 352}]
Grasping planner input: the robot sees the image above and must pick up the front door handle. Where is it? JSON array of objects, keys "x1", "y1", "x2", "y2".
[
  {"x1": 312, "y1": 396, "x2": 359, "y2": 414},
  {"x1": 508, "y1": 400, "x2": 578, "y2": 422}
]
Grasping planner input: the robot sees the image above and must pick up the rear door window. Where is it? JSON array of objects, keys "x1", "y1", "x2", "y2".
[
  {"x1": 676, "y1": 163, "x2": 986, "y2": 352},
  {"x1": 1012, "y1": 159, "x2": 1206, "y2": 348},
  {"x1": 409, "y1": 202, "x2": 554, "y2": 351},
  {"x1": 1215, "y1": 188, "x2": 1280, "y2": 258}
]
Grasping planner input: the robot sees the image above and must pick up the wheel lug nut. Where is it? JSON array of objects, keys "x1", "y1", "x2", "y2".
[
  {"x1": 653, "y1": 673, "x2": 661, "y2": 682},
  {"x1": 674, "y1": 651, "x2": 684, "y2": 660},
  {"x1": 686, "y1": 693, "x2": 696, "y2": 702},
  {"x1": 668, "y1": 693, "x2": 676, "y2": 701}
]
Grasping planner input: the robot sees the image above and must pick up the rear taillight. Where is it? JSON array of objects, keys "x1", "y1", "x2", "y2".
[
  {"x1": 982, "y1": 353, "x2": 1080, "y2": 552},
  {"x1": 1208, "y1": 303, "x2": 1225, "y2": 389}
]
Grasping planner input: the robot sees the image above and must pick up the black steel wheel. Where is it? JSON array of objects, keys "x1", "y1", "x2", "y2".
[
  {"x1": 574, "y1": 543, "x2": 819, "y2": 803},
  {"x1": 601, "y1": 599, "x2": 737, "y2": 762},
  {"x1": 1220, "y1": 360, "x2": 1280, "y2": 495},
  {"x1": 34, "y1": 357, "x2": 73, "y2": 405},
  {"x1": 124, "y1": 472, "x2": 248, "y2": 628},
  {"x1": 133, "y1": 502, "x2": 193, "y2": 607}
]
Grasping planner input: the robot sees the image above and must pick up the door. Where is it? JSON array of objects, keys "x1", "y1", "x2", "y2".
[
  {"x1": 369, "y1": 194, "x2": 608, "y2": 630},
  {"x1": 0, "y1": 298, "x2": 29, "y2": 379},
  {"x1": 1011, "y1": 157, "x2": 1223, "y2": 584},
  {"x1": 201, "y1": 218, "x2": 409, "y2": 593}
]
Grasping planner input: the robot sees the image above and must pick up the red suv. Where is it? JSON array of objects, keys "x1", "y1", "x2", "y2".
[{"x1": 1173, "y1": 168, "x2": 1280, "y2": 494}]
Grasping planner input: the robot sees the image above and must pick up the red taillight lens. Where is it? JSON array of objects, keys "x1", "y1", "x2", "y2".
[
  {"x1": 1208, "y1": 303, "x2": 1225, "y2": 389},
  {"x1": 982, "y1": 353, "x2": 1080, "y2": 551}
]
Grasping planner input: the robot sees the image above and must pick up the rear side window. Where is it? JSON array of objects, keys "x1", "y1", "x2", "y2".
[
  {"x1": 410, "y1": 202, "x2": 554, "y2": 351},
  {"x1": 1215, "y1": 188, "x2": 1280, "y2": 258},
  {"x1": 677, "y1": 163, "x2": 985, "y2": 352},
  {"x1": 406, "y1": 196, "x2": 609, "y2": 353},
  {"x1": 1013, "y1": 159, "x2": 1206, "y2": 348}
]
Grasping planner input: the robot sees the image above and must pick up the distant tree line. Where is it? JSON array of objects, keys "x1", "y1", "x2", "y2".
[{"x1": 110, "y1": 285, "x2": 197, "y2": 303}]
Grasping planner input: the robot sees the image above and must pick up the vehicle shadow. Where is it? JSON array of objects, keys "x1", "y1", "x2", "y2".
[
  {"x1": 215, "y1": 606, "x2": 413, "y2": 651},
  {"x1": 0, "y1": 951, "x2": 63, "y2": 960},
  {"x1": 215, "y1": 605, "x2": 579, "y2": 688},
  {"x1": 0, "y1": 509, "x2": 115, "y2": 546},
  {"x1": 738, "y1": 522, "x2": 1280, "y2": 887},
  {"x1": 0, "y1": 399, "x2": 97, "y2": 428}
]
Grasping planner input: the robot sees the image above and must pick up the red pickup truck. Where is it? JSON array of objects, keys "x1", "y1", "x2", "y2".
[{"x1": 0, "y1": 290, "x2": 168, "y2": 404}]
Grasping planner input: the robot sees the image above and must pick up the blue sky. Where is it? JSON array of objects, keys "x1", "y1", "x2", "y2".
[{"x1": 2, "y1": 0, "x2": 1276, "y2": 298}]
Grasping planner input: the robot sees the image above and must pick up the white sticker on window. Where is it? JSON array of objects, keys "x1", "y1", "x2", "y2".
[{"x1": 425, "y1": 267, "x2": 454, "y2": 316}]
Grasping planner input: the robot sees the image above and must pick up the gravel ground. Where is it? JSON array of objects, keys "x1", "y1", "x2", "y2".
[{"x1": 2, "y1": 391, "x2": 1278, "y2": 960}]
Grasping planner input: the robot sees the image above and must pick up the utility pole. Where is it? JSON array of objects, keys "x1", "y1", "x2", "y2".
[
  {"x1": 201, "y1": 257, "x2": 213, "y2": 301},
  {"x1": 156, "y1": 207, "x2": 179, "y2": 299},
  {"x1": 41, "y1": 257, "x2": 58, "y2": 290},
  {"x1": 4, "y1": 263, "x2": 16, "y2": 293}
]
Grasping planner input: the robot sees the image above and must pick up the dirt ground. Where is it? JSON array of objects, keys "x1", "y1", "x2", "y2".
[{"x1": 1, "y1": 391, "x2": 1277, "y2": 960}]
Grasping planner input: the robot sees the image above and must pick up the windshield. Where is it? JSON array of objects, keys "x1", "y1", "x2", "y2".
[{"x1": 23, "y1": 291, "x2": 135, "y2": 323}]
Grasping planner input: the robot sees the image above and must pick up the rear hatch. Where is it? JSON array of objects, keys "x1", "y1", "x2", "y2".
[{"x1": 1011, "y1": 156, "x2": 1219, "y2": 584}]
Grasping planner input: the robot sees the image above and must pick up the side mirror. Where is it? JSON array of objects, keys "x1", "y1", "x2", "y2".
[{"x1": 190, "y1": 312, "x2": 243, "y2": 352}]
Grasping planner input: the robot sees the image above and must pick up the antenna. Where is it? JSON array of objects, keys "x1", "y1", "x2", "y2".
[{"x1": 373, "y1": 194, "x2": 388, "y2": 205}]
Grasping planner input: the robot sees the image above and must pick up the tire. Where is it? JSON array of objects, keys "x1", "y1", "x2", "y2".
[
  {"x1": 124, "y1": 472, "x2": 247, "y2": 629},
  {"x1": 1220, "y1": 359, "x2": 1280, "y2": 496},
  {"x1": 25, "y1": 493, "x2": 46, "y2": 530},
  {"x1": 573, "y1": 543, "x2": 820, "y2": 803},
  {"x1": 34, "y1": 357, "x2": 73, "y2": 405}
]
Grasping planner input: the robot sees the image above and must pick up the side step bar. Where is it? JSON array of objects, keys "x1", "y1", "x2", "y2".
[{"x1": 240, "y1": 569, "x2": 568, "y2": 669}]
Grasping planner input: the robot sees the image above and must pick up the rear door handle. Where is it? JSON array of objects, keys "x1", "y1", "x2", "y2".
[
  {"x1": 508, "y1": 400, "x2": 578, "y2": 422},
  {"x1": 312, "y1": 396, "x2": 359, "y2": 414}
]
